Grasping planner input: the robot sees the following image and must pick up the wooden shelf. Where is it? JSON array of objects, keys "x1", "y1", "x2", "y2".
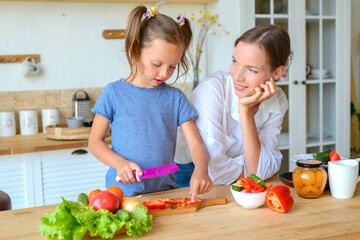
[
  {"x1": 0, "y1": 133, "x2": 112, "y2": 155},
  {"x1": 0, "y1": 0, "x2": 216, "y2": 3},
  {"x1": 103, "y1": 29, "x2": 126, "y2": 39},
  {"x1": 0, "y1": 54, "x2": 40, "y2": 64}
]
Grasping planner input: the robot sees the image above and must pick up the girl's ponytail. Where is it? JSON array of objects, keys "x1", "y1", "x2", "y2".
[{"x1": 125, "y1": 6, "x2": 147, "y2": 81}]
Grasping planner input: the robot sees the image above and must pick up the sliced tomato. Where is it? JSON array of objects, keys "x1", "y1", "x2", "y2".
[
  {"x1": 329, "y1": 151, "x2": 341, "y2": 161},
  {"x1": 142, "y1": 200, "x2": 166, "y2": 209},
  {"x1": 266, "y1": 185, "x2": 294, "y2": 213}
]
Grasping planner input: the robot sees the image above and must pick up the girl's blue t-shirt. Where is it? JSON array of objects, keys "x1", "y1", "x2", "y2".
[{"x1": 92, "y1": 79, "x2": 197, "y2": 196}]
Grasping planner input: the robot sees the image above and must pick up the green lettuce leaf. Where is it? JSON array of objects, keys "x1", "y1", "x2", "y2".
[
  {"x1": 126, "y1": 205, "x2": 153, "y2": 237},
  {"x1": 38, "y1": 197, "x2": 152, "y2": 239},
  {"x1": 37, "y1": 199, "x2": 86, "y2": 240}
]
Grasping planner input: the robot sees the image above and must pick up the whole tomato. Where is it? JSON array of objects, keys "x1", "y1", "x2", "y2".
[
  {"x1": 329, "y1": 151, "x2": 341, "y2": 161},
  {"x1": 114, "y1": 194, "x2": 124, "y2": 206},
  {"x1": 89, "y1": 191, "x2": 120, "y2": 213},
  {"x1": 88, "y1": 189, "x2": 101, "y2": 203}
]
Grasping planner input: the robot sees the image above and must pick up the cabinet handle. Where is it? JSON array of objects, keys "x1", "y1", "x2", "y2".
[
  {"x1": 71, "y1": 149, "x2": 88, "y2": 155},
  {"x1": 301, "y1": 80, "x2": 306, "y2": 85},
  {"x1": 293, "y1": 80, "x2": 298, "y2": 85}
]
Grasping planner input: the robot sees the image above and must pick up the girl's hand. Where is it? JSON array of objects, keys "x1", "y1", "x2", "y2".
[
  {"x1": 115, "y1": 160, "x2": 143, "y2": 184},
  {"x1": 238, "y1": 78, "x2": 278, "y2": 108},
  {"x1": 189, "y1": 166, "x2": 213, "y2": 202}
]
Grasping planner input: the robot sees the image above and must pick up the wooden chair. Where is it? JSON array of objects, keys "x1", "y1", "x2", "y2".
[{"x1": 0, "y1": 190, "x2": 11, "y2": 211}]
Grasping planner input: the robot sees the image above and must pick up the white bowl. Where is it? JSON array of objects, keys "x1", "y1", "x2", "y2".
[
  {"x1": 311, "y1": 69, "x2": 328, "y2": 78},
  {"x1": 230, "y1": 187, "x2": 267, "y2": 209}
]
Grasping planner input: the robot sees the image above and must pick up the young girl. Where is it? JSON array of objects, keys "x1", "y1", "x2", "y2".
[
  {"x1": 175, "y1": 24, "x2": 292, "y2": 185},
  {"x1": 88, "y1": 6, "x2": 212, "y2": 200}
]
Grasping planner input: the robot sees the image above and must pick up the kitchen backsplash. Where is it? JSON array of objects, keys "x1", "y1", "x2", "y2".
[{"x1": 0, "y1": 83, "x2": 191, "y2": 134}]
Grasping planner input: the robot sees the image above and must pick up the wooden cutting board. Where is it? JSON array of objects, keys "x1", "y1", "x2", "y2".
[
  {"x1": 45, "y1": 123, "x2": 92, "y2": 140},
  {"x1": 147, "y1": 197, "x2": 227, "y2": 217},
  {"x1": 45, "y1": 123, "x2": 110, "y2": 140},
  {"x1": 87, "y1": 197, "x2": 227, "y2": 238}
]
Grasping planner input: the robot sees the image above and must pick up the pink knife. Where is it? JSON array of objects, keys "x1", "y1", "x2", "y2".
[{"x1": 115, "y1": 163, "x2": 179, "y2": 182}]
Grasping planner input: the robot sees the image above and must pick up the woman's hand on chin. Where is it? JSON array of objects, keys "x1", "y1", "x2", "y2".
[{"x1": 238, "y1": 78, "x2": 278, "y2": 108}]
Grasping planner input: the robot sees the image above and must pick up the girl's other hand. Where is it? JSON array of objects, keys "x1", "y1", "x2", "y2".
[
  {"x1": 189, "y1": 167, "x2": 213, "y2": 202},
  {"x1": 238, "y1": 77, "x2": 278, "y2": 108},
  {"x1": 116, "y1": 160, "x2": 143, "y2": 184}
]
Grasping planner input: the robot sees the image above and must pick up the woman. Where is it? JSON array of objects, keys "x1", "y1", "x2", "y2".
[{"x1": 175, "y1": 24, "x2": 292, "y2": 186}]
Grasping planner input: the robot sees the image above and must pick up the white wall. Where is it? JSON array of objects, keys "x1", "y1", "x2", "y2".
[
  {"x1": 1, "y1": 1, "x2": 234, "y2": 92},
  {"x1": 206, "y1": 0, "x2": 242, "y2": 78}
]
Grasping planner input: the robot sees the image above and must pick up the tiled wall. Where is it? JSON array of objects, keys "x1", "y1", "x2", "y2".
[
  {"x1": 0, "y1": 83, "x2": 191, "y2": 134},
  {"x1": 0, "y1": 88, "x2": 103, "y2": 134}
]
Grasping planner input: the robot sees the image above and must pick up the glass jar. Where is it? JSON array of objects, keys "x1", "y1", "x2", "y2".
[{"x1": 293, "y1": 160, "x2": 327, "y2": 198}]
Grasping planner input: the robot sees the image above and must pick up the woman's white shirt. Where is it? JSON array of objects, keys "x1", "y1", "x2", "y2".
[{"x1": 174, "y1": 71, "x2": 289, "y2": 184}]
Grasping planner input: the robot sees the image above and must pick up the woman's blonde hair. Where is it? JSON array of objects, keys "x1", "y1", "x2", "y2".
[{"x1": 125, "y1": 5, "x2": 192, "y2": 82}]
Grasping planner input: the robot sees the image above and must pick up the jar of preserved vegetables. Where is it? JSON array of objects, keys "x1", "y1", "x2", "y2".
[{"x1": 293, "y1": 160, "x2": 327, "y2": 198}]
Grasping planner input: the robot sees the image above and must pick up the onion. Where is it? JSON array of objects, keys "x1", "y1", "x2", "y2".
[{"x1": 121, "y1": 196, "x2": 141, "y2": 212}]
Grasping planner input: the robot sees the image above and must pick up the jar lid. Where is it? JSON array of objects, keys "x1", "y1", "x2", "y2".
[{"x1": 296, "y1": 159, "x2": 323, "y2": 168}]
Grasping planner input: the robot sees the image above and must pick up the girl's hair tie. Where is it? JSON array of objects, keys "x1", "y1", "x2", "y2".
[
  {"x1": 177, "y1": 16, "x2": 185, "y2": 26},
  {"x1": 145, "y1": 6, "x2": 159, "y2": 20},
  {"x1": 172, "y1": 16, "x2": 185, "y2": 26}
]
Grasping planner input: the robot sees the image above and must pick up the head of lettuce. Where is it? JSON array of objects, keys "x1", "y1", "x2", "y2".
[{"x1": 37, "y1": 197, "x2": 152, "y2": 239}]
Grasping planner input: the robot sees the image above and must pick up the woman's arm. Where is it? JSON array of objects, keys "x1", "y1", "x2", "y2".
[
  {"x1": 88, "y1": 114, "x2": 142, "y2": 183},
  {"x1": 180, "y1": 119, "x2": 213, "y2": 201},
  {"x1": 238, "y1": 106, "x2": 261, "y2": 176},
  {"x1": 238, "y1": 78, "x2": 279, "y2": 175},
  {"x1": 254, "y1": 89, "x2": 288, "y2": 180}
]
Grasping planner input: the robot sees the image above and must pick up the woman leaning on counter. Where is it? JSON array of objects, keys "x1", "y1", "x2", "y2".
[{"x1": 175, "y1": 24, "x2": 292, "y2": 186}]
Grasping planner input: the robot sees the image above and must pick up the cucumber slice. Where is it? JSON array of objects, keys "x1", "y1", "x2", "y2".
[
  {"x1": 231, "y1": 183, "x2": 243, "y2": 192},
  {"x1": 248, "y1": 174, "x2": 266, "y2": 188}
]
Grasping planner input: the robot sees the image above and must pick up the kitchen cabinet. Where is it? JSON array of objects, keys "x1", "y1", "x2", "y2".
[
  {"x1": 0, "y1": 147, "x2": 108, "y2": 210},
  {"x1": 0, "y1": 153, "x2": 33, "y2": 210},
  {"x1": 37, "y1": 148, "x2": 108, "y2": 206},
  {"x1": 236, "y1": 0, "x2": 351, "y2": 171}
]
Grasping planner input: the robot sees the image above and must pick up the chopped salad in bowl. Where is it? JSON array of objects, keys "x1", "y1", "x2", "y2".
[{"x1": 230, "y1": 174, "x2": 273, "y2": 209}]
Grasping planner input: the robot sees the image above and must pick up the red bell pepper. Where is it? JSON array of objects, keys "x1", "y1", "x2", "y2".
[
  {"x1": 246, "y1": 177, "x2": 263, "y2": 190},
  {"x1": 143, "y1": 197, "x2": 203, "y2": 209},
  {"x1": 253, "y1": 187, "x2": 265, "y2": 193},
  {"x1": 167, "y1": 197, "x2": 188, "y2": 205},
  {"x1": 142, "y1": 199, "x2": 166, "y2": 209},
  {"x1": 236, "y1": 175, "x2": 272, "y2": 193},
  {"x1": 329, "y1": 151, "x2": 341, "y2": 161},
  {"x1": 265, "y1": 183, "x2": 273, "y2": 190},
  {"x1": 266, "y1": 185, "x2": 294, "y2": 213}
]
